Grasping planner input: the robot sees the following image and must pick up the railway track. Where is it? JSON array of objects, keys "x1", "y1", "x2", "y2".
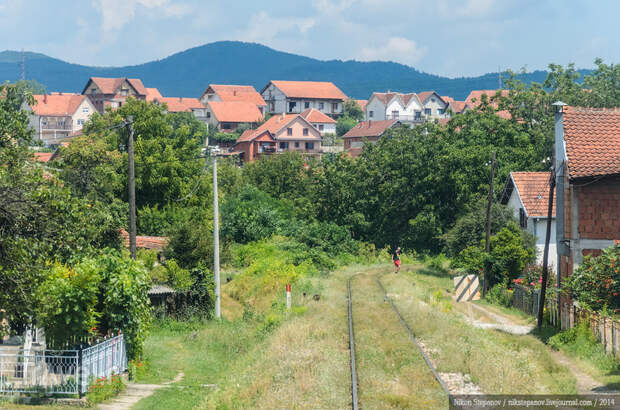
[{"x1": 346, "y1": 273, "x2": 451, "y2": 409}]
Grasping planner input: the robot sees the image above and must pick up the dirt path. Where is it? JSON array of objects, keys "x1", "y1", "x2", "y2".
[
  {"x1": 464, "y1": 303, "x2": 619, "y2": 394},
  {"x1": 98, "y1": 372, "x2": 184, "y2": 410}
]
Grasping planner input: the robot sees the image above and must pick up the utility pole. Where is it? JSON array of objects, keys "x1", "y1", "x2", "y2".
[
  {"x1": 537, "y1": 165, "x2": 556, "y2": 328},
  {"x1": 212, "y1": 147, "x2": 221, "y2": 319},
  {"x1": 483, "y1": 151, "x2": 496, "y2": 298},
  {"x1": 127, "y1": 117, "x2": 137, "y2": 260}
]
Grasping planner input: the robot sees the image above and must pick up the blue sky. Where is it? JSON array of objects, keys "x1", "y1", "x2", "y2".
[{"x1": 1, "y1": 0, "x2": 617, "y2": 77}]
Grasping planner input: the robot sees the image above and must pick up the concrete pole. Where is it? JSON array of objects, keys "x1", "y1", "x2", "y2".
[
  {"x1": 213, "y1": 152, "x2": 221, "y2": 319},
  {"x1": 127, "y1": 117, "x2": 137, "y2": 260}
]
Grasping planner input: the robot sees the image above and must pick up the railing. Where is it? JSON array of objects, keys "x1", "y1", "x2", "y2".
[
  {"x1": 385, "y1": 114, "x2": 425, "y2": 123},
  {"x1": 0, "y1": 333, "x2": 127, "y2": 396},
  {"x1": 80, "y1": 334, "x2": 127, "y2": 394},
  {"x1": 512, "y1": 284, "x2": 541, "y2": 316},
  {"x1": 0, "y1": 349, "x2": 79, "y2": 395}
]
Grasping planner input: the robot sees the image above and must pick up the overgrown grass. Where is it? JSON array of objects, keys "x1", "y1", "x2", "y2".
[{"x1": 382, "y1": 264, "x2": 577, "y2": 394}]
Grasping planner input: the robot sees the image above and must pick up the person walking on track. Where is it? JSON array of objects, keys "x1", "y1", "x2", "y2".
[{"x1": 392, "y1": 246, "x2": 402, "y2": 274}]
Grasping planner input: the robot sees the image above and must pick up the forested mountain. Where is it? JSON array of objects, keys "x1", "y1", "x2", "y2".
[{"x1": 0, "y1": 41, "x2": 586, "y2": 100}]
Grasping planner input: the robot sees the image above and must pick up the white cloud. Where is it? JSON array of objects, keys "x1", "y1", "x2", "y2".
[
  {"x1": 93, "y1": 0, "x2": 191, "y2": 34},
  {"x1": 238, "y1": 11, "x2": 316, "y2": 43},
  {"x1": 360, "y1": 37, "x2": 427, "y2": 66}
]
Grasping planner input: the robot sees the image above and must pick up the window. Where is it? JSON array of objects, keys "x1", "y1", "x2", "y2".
[
  {"x1": 288, "y1": 101, "x2": 297, "y2": 112},
  {"x1": 58, "y1": 120, "x2": 65, "y2": 127},
  {"x1": 206, "y1": 112, "x2": 211, "y2": 118},
  {"x1": 424, "y1": 108, "x2": 431, "y2": 116},
  {"x1": 269, "y1": 102, "x2": 275, "y2": 111},
  {"x1": 414, "y1": 111, "x2": 421, "y2": 120},
  {"x1": 82, "y1": 107, "x2": 89, "y2": 113},
  {"x1": 41, "y1": 119, "x2": 47, "y2": 126},
  {"x1": 438, "y1": 108, "x2": 445, "y2": 115},
  {"x1": 304, "y1": 101, "x2": 310, "y2": 109},
  {"x1": 295, "y1": 142, "x2": 300, "y2": 148},
  {"x1": 222, "y1": 123, "x2": 232, "y2": 129},
  {"x1": 369, "y1": 110, "x2": 374, "y2": 118},
  {"x1": 91, "y1": 89, "x2": 97, "y2": 95},
  {"x1": 120, "y1": 88, "x2": 129, "y2": 96},
  {"x1": 303, "y1": 128, "x2": 309, "y2": 136},
  {"x1": 332, "y1": 103, "x2": 338, "y2": 112},
  {"x1": 318, "y1": 124, "x2": 324, "y2": 131},
  {"x1": 305, "y1": 142, "x2": 314, "y2": 150},
  {"x1": 279, "y1": 142, "x2": 288, "y2": 150},
  {"x1": 431, "y1": 97, "x2": 436, "y2": 103},
  {"x1": 519, "y1": 208, "x2": 527, "y2": 228},
  {"x1": 287, "y1": 128, "x2": 293, "y2": 136},
  {"x1": 77, "y1": 119, "x2": 85, "y2": 126},
  {"x1": 391, "y1": 110, "x2": 399, "y2": 119},
  {"x1": 319, "y1": 102, "x2": 324, "y2": 110}
]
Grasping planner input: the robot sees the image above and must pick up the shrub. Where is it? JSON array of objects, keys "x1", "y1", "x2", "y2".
[
  {"x1": 86, "y1": 374, "x2": 125, "y2": 404},
  {"x1": 487, "y1": 284, "x2": 514, "y2": 308},
  {"x1": 564, "y1": 245, "x2": 620, "y2": 312}
]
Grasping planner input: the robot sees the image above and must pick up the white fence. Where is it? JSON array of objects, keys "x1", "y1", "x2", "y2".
[
  {"x1": 80, "y1": 334, "x2": 127, "y2": 394},
  {"x1": 0, "y1": 333, "x2": 127, "y2": 396}
]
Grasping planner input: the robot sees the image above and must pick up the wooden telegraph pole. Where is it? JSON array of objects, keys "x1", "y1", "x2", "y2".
[
  {"x1": 537, "y1": 166, "x2": 556, "y2": 328},
  {"x1": 127, "y1": 117, "x2": 137, "y2": 260},
  {"x1": 483, "y1": 152, "x2": 496, "y2": 298}
]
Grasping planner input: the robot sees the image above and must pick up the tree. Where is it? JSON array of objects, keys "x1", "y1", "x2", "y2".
[
  {"x1": 342, "y1": 98, "x2": 364, "y2": 121},
  {"x1": 336, "y1": 116, "x2": 358, "y2": 136}
]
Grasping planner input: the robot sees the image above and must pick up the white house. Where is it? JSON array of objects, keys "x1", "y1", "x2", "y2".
[
  {"x1": 300, "y1": 108, "x2": 337, "y2": 135},
  {"x1": 365, "y1": 92, "x2": 424, "y2": 124},
  {"x1": 502, "y1": 171, "x2": 557, "y2": 271},
  {"x1": 24, "y1": 93, "x2": 97, "y2": 146},
  {"x1": 260, "y1": 81, "x2": 347, "y2": 118},
  {"x1": 417, "y1": 91, "x2": 450, "y2": 120}
]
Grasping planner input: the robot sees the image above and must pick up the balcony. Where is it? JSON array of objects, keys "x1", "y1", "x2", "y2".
[{"x1": 385, "y1": 114, "x2": 426, "y2": 123}]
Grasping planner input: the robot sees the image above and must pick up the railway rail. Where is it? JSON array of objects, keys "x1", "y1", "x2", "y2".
[{"x1": 346, "y1": 273, "x2": 451, "y2": 409}]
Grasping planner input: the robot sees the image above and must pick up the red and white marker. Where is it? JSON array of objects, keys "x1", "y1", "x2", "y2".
[{"x1": 286, "y1": 283, "x2": 291, "y2": 310}]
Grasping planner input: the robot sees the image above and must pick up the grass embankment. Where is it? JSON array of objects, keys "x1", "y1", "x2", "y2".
[
  {"x1": 380, "y1": 265, "x2": 578, "y2": 394},
  {"x1": 134, "y1": 265, "x2": 370, "y2": 409}
]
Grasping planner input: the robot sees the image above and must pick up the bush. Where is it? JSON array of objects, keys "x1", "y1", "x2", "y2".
[
  {"x1": 36, "y1": 251, "x2": 152, "y2": 359},
  {"x1": 487, "y1": 284, "x2": 514, "y2": 308},
  {"x1": 564, "y1": 245, "x2": 620, "y2": 312},
  {"x1": 86, "y1": 374, "x2": 125, "y2": 404}
]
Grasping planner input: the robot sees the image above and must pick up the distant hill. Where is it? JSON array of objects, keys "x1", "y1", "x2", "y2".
[{"x1": 0, "y1": 41, "x2": 586, "y2": 100}]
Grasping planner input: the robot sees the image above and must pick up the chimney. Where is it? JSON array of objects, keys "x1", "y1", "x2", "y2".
[
  {"x1": 234, "y1": 90, "x2": 237, "y2": 96},
  {"x1": 368, "y1": 120, "x2": 371, "y2": 128},
  {"x1": 43, "y1": 94, "x2": 47, "y2": 104},
  {"x1": 179, "y1": 97, "x2": 183, "y2": 102},
  {"x1": 387, "y1": 89, "x2": 391, "y2": 93}
]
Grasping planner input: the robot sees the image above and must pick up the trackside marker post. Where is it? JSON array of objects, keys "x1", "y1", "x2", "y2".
[{"x1": 286, "y1": 284, "x2": 291, "y2": 311}]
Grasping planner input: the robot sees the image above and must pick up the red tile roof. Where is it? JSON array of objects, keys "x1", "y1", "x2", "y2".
[
  {"x1": 236, "y1": 129, "x2": 274, "y2": 143},
  {"x1": 160, "y1": 97, "x2": 204, "y2": 113},
  {"x1": 300, "y1": 108, "x2": 336, "y2": 124},
  {"x1": 145, "y1": 87, "x2": 163, "y2": 102},
  {"x1": 268, "y1": 81, "x2": 347, "y2": 100},
  {"x1": 509, "y1": 172, "x2": 556, "y2": 217},
  {"x1": 235, "y1": 113, "x2": 319, "y2": 142},
  {"x1": 448, "y1": 100, "x2": 468, "y2": 113},
  {"x1": 417, "y1": 91, "x2": 444, "y2": 104},
  {"x1": 465, "y1": 90, "x2": 508, "y2": 108},
  {"x1": 120, "y1": 229, "x2": 168, "y2": 251},
  {"x1": 563, "y1": 106, "x2": 620, "y2": 179},
  {"x1": 208, "y1": 85, "x2": 266, "y2": 106},
  {"x1": 207, "y1": 101, "x2": 263, "y2": 123},
  {"x1": 31, "y1": 93, "x2": 86, "y2": 116},
  {"x1": 371, "y1": 92, "x2": 420, "y2": 108},
  {"x1": 33, "y1": 152, "x2": 54, "y2": 163},
  {"x1": 356, "y1": 99, "x2": 368, "y2": 112},
  {"x1": 85, "y1": 77, "x2": 147, "y2": 96},
  {"x1": 343, "y1": 120, "x2": 397, "y2": 138}
]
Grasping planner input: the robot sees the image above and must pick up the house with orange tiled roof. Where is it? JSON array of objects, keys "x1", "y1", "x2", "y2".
[
  {"x1": 342, "y1": 119, "x2": 401, "y2": 157},
  {"x1": 261, "y1": 80, "x2": 347, "y2": 118},
  {"x1": 554, "y1": 105, "x2": 620, "y2": 299},
  {"x1": 24, "y1": 93, "x2": 96, "y2": 146},
  {"x1": 200, "y1": 84, "x2": 267, "y2": 115},
  {"x1": 205, "y1": 101, "x2": 263, "y2": 133},
  {"x1": 233, "y1": 113, "x2": 321, "y2": 162},
  {"x1": 417, "y1": 91, "x2": 450, "y2": 120},
  {"x1": 145, "y1": 87, "x2": 163, "y2": 102},
  {"x1": 501, "y1": 171, "x2": 557, "y2": 271},
  {"x1": 365, "y1": 91, "x2": 424, "y2": 124},
  {"x1": 81, "y1": 77, "x2": 148, "y2": 113},
  {"x1": 300, "y1": 108, "x2": 336, "y2": 135}
]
